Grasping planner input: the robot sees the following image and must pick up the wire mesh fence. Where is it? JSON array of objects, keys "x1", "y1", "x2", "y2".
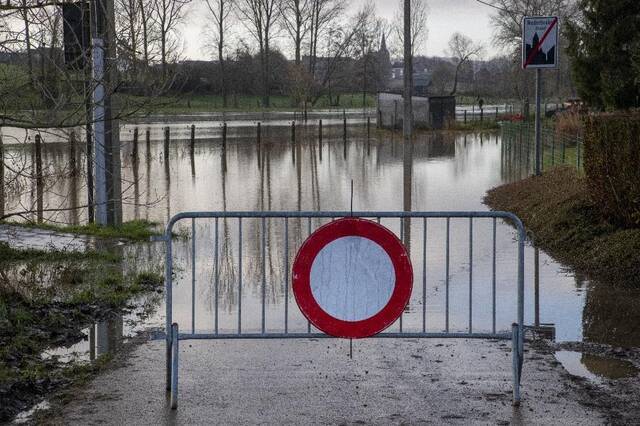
[{"x1": 500, "y1": 121, "x2": 584, "y2": 176}]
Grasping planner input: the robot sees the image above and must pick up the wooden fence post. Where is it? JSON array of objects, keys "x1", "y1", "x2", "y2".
[{"x1": 35, "y1": 134, "x2": 43, "y2": 223}]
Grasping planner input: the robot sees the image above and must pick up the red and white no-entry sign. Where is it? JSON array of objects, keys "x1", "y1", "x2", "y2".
[{"x1": 292, "y1": 218, "x2": 413, "y2": 339}]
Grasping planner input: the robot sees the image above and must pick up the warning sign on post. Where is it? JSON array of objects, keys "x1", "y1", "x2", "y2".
[{"x1": 522, "y1": 16, "x2": 559, "y2": 69}]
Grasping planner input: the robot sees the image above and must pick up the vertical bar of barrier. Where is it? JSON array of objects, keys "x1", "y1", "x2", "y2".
[
  {"x1": 214, "y1": 217, "x2": 219, "y2": 334},
  {"x1": 238, "y1": 218, "x2": 242, "y2": 334},
  {"x1": 191, "y1": 219, "x2": 196, "y2": 334},
  {"x1": 261, "y1": 217, "x2": 266, "y2": 334},
  {"x1": 468, "y1": 218, "x2": 473, "y2": 334},
  {"x1": 445, "y1": 218, "x2": 450, "y2": 333},
  {"x1": 399, "y1": 217, "x2": 404, "y2": 333},
  {"x1": 170, "y1": 323, "x2": 179, "y2": 409},
  {"x1": 422, "y1": 218, "x2": 427, "y2": 333},
  {"x1": 284, "y1": 218, "x2": 289, "y2": 334},
  {"x1": 307, "y1": 217, "x2": 312, "y2": 334},
  {"x1": 165, "y1": 227, "x2": 173, "y2": 390},
  {"x1": 492, "y1": 217, "x2": 497, "y2": 335}
]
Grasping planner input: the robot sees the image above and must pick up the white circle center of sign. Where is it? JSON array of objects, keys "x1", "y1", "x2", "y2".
[{"x1": 310, "y1": 236, "x2": 395, "y2": 322}]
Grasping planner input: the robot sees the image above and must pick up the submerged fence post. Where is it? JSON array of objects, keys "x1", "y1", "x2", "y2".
[
  {"x1": 318, "y1": 119, "x2": 323, "y2": 161},
  {"x1": 291, "y1": 121, "x2": 296, "y2": 163},
  {"x1": 343, "y1": 110, "x2": 347, "y2": 158},
  {"x1": 222, "y1": 122, "x2": 228, "y2": 173},
  {"x1": 257, "y1": 122, "x2": 262, "y2": 167},
  {"x1": 132, "y1": 127, "x2": 139, "y2": 161},
  {"x1": 190, "y1": 124, "x2": 195, "y2": 156},
  {"x1": 35, "y1": 134, "x2": 43, "y2": 223},
  {"x1": 464, "y1": 110, "x2": 467, "y2": 124},
  {"x1": 69, "y1": 130, "x2": 78, "y2": 177},
  {"x1": 145, "y1": 128, "x2": 151, "y2": 153},
  {"x1": 164, "y1": 127, "x2": 170, "y2": 159},
  {"x1": 367, "y1": 117, "x2": 371, "y2": 156}
]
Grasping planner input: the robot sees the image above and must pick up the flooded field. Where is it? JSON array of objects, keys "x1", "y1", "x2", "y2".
[{"x1": 2, "y1": 119, "x2": 640, "y2": 355}]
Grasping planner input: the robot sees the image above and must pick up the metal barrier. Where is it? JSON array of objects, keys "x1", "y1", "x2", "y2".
[{"x1": 159, "y1": 211, "x2": 526, "y2": 409}]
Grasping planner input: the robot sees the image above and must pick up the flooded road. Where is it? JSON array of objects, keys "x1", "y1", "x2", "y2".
[{"x1": 2, "y1": 120, "x2": 640, "y2": 349}]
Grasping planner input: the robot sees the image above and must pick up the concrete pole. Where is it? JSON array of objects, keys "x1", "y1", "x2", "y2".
[
  {"x1": 91, "y1": 0, "x2": 122, "y2": 226},
  {"x1": 92, "y1": 37, "x2": 108, "y2": 225}
]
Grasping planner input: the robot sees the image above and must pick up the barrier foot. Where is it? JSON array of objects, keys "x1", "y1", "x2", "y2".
[
  {"x1": 511, "y1": 323, "x2": 522, "y2": 407},
  {"x1": 171, "y1": 323, "x2": 179, "y2": 410}
]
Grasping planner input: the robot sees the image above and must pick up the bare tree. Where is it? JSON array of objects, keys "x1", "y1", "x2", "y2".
[
  {"x1": 279, "y1": 0, "x2": 311, "y2": 65},
  {"x1": 448, "y1": 32, "x2": 483, "y2": 96},
  {"x1": 393, "y1": 0, "x2": 428, "y2": 56},
  {"x1": 307, "y1": 0, "x2": 343, "y2": 78},
  {"x1": 352, "y1": 4, "x2": 386, "y2": 106},
  {"x1": 205, "y1": 0, "x2": 234, "y2": 107},
  {"x1": 236, "y1": 0, "x2": 279, "y2": 107},
  {"x1": 151, "y1": 0, "x2": 191, "y2": 78}
]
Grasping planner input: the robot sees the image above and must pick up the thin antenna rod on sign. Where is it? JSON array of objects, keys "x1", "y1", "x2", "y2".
[{"x1": 350, "y1": 180, "x2": 354, "y2": 216}]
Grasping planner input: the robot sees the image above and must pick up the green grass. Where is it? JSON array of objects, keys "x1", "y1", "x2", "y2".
[
  {"x1": 0, "y1": 241, "x2": 121, "y2": 263},
  {"x1": 6, "y1": 219, "x2": 160, "y2": 241},
  {"x1": 123, "y1": 93, "x2": 377, "y2": 115}
]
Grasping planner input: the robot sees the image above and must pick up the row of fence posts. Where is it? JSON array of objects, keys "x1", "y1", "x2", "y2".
[
  {"x1": 136, "y1": 112, "x2": 368, "y2": 171},
  {"x1": 0, "y1": 113, "x2": 371, "y2": 222},
  {"x1": 0, "y1": 130, "x2": 81, "y2": 223},
  {"x1": 501, "y1": 122, "x2": 583, "y2": 175}
]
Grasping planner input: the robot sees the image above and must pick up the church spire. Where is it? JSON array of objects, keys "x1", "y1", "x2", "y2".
[{"x1": 381, "y1": 34, "x2": 387, "y2": 52}]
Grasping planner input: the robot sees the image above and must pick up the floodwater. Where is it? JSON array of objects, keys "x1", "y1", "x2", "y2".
[
  {"x1": 554, "y1": 351, "x2": 639, "y2": 383},
  {"x1": 2, "y1": 118, "x2": 640, "y2": 352}
]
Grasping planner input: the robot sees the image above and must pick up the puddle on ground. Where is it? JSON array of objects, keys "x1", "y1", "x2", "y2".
[{"x1": 555, "y1": 351, "x2": 639, "y2": 383}]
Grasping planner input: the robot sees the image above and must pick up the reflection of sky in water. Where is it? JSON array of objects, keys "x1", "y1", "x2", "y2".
[{"x1": 3, "y1": 123, "x2": 639, "y2": 345}]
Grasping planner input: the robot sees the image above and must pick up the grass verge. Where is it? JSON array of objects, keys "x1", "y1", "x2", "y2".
[
  {"x1": 3, "y1": 220, "x2": 160, "y2": 241},
  {"x1": 484, "y1": 167, "x2": 640, "y2": 287}
]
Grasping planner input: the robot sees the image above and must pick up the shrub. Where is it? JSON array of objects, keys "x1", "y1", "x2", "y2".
[{"x1": 584, "y1": 112, "x2": 640, "y2": 227}]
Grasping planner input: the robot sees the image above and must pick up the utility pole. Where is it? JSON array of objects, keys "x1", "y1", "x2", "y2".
[
  {"x1": 402, "y1": 0, "x2": 413, "y2": 249},
  {"x1": 403, "y1": 0, "x2": 412, "y2": 144},
  {"x1": 91, "y1": 0, "x2": 122, "y2": 225}
]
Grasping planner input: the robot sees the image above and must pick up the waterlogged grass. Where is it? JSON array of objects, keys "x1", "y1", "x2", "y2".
[
  {"x1": 0, "y1": 260, "x2": 163, "y2": 422},
  {"x1": 6, "y1": 219, "x2": 160, "y2": 241},
  {"x1": 0, "y1": 242, "x2": 121, "y2": 263},
  {"x1": 485, "y1": 167, "x2": 640, "y2": 287}
]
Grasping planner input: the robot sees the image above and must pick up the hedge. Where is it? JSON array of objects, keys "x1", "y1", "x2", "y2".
[{"x1": 584, "y1": 112, "x2": 640, "y2": 228}]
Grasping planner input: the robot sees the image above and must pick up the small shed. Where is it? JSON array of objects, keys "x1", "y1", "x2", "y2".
[{"x1": 377, "y1": 92, "x2": 456, "y2": 130}]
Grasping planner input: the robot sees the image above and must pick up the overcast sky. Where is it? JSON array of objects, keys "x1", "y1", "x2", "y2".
[{"x1": 182, "y1": 0, "x2": 501, "y2": 61}]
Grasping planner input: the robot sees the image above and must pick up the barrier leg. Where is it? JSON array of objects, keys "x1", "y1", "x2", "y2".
[
  {"x1": 171, "y1": 323, "x2": 179, "y2": 409},
  {"x1": 511, "y1": 323, "x2": 521, "y2": 406},
  {"x1": 166, "y1": 336, "x2": 172, "y2": 391}
]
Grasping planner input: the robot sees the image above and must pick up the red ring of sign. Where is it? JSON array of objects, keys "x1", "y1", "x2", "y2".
[{"x1": 292, "y1": 217, "x2": 413, "y2": 339}]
